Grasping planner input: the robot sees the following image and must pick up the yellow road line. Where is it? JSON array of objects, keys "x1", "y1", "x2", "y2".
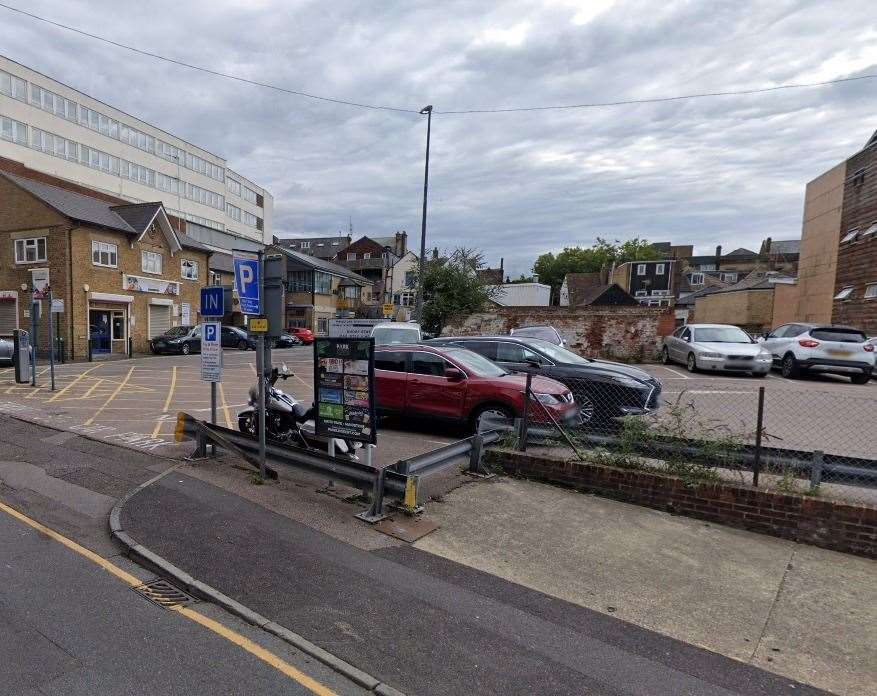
[
  {"x1": 174, "y1": 606, "x2": 337, "y2": 696},
  {"x1": 0, "y1": 501, "x2": 337, "y2": 696},
  {"x1": 47, "y1": 364, "x2": 101, "y2": 403},
  {"x1": 218, "y1": 382, "x2": 234, "y2": 429},
  {"x1": 248, "y1": 361, "x2": 256, "y2": 375},
  {"x1": 84, "y1": 367, "x2": 134, "y2": 426},
  {"x1": 82, "y1": 378, "x2": 105, "y2": 400},
  {"x1": 152, "y1": 366, "x2": 178, "y2": 437}
]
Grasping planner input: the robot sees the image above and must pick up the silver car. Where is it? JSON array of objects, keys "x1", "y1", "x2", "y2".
[
  {"x1": 0, "y1": 337, "x2": 12, "y2": 364},
  {"x1": 662, "y1": 324, "x2": 772, "y2": 376}
]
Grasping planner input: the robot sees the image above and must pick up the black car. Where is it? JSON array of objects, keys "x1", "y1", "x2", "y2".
[
  {"x1": 427, "y1": 336, "x2": 662, "y2": 426},
  {"x1": 222, "y1": 325, "x2": 256, "y2": 350},
  {"x1": 150, "y1": 325, "x2": 200, "y2": 355},
  {"x1": 273, "y1": 332, "x2": 303, "y2": 349}
]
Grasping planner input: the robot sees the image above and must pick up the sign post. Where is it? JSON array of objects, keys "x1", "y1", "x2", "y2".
[
  {"x1": 235, "y1": 252, "x2": 265, "y2": 479},
  {"x1": 46, "y1": 287, "x2": 55, "y2": 391},
  {"x1": 29, "y1": 289, "x2": 38, "y2": 387},
  {"x1": 200, "y1": 287, "x2": 225, "y2": 455}
]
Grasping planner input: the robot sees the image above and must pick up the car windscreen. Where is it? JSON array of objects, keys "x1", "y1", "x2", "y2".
[
  {"x1": 811, "y1": 328, "x2": 867, "y2": 343},
  {"x1": 525, "y1": 339, "x2": 590, "y2": 364},
  {"x1": 164, "y1": 326, "x2": 189, "y2": 338},
  {"x1": 373, "y1": 327, "x2": 420, "y2": 344},
  {"x1": 512, "y1": 327, "x2": 558, "y2": 343},
  {"x1": 443, "y1": 347, "x2": 507, "y2": 377},
  {"x1": 693, "y1": 327, "x2": 753, "y2": 343}
]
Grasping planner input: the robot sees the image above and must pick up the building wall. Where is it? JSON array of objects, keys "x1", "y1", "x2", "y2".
[
  {"x1": 441, "y1": 306, "x2": 676, "y2": 362},
  {"x1": 770, "y1": 283, "x2": 800, "y2": 327},
  {"x1": 692, "y1": 289, "x2": 775, "y2": 333},
  {"x1": 832, "y1": 145, "x2": 877, "y2": 333},
  {"x1": 0, "y1": 55, "x2": 271, "y2": 246},
  {"x1": 790, "y1": 162, "x2": 846, "y2": 324}
]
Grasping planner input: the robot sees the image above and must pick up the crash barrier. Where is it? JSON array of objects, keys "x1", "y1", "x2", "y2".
[
  {"x1": 174, "y1": 413, "x2": 494, "y2": 520},
  {"x1": 512, "y1": 379, "x2": 877, "y2": 505}
]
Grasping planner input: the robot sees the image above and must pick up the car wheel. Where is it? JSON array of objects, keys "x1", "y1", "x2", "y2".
[
  {"x1": 780, "y1": 353, "x2": 799, "y2": 379},
  {"x1": 238, "y1": 339, "x2": 248, "y2": 350},
  {"x1": 181, "y1": 343, "x2": 191, "y2": 356},
  {"x1": 471, "y1": 404, "x2": 513, "y2": 433},
  {"x1": 686, "y1": 353, "x2": 698, "y2": 372},
  {"x1": 851, "y1": 373, "x2": 870, "y2": 385},
  {"x1": 661, "y1": 346, "x2": 671, "y2": 365},
  {"x1": 577, "y1": 394, "x2": 596, "y2": 424}
]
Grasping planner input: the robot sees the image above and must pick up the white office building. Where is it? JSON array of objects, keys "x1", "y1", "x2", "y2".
[{"x1": 0, "y1": 55, "x2": 272, "y2": 249}]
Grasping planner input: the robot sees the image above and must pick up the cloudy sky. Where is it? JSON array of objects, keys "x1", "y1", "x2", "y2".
[{"x1": 1, "y1": 0, "x2": 875, "y2": 277}]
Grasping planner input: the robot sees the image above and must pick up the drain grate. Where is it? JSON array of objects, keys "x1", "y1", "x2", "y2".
[{"x1": 132, "y1": 579, "x2": 196, "y2": 609}]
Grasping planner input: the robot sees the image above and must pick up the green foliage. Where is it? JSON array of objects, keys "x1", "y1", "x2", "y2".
[
  {"x1": 533, "y1": 237, "x2": 663, "y2": 303},
  {"x1": 417, "y1": 247, "x2": 496, "y2": 336}
]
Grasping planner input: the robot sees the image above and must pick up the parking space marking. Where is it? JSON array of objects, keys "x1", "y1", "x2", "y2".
[
  {"x1": 46, "y1": 364, "x2": 101, "y2": 402},
  {"x1": 659, "y1": 366, "x2": 690, "y2": 379},
  {"x1": 84, "y1": 366, "x2": 134, "y2": 426},
  {"x1": 151, "y1": 365, "x2": 179, "y2": 438},
  {"x1": 218, "y1": 382, "x2": 234, "y2": 429}
]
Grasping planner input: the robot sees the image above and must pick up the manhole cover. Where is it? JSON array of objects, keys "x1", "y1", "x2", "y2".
[{"x1": 132, "y1": 579, "x2": 196, "y2": 609}]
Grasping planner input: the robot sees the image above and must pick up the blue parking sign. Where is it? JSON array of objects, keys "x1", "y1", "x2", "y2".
[
  {"x1": 200, "y1": 286, "x2": 225, "y2": 317},
  {"x1": 234, "y1": 257, "x2": 261, "y2": 315}
]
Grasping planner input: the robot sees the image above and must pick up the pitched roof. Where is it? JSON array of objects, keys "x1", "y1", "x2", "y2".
[
  {"x1": 274, "y1": 246, "x2": 372, "y2": 284},
  {"x1": 675, "y1": 285, "x2": 724, "y2": 306},
  {"x1": 724, "y1": 247, "x2": 758, "y2": 258},
  {"x1": 111, "y1": 202, "x2": 163, "y2": 234},
  {"x1": 713, "y1": 271, "x2": 796, "y2": 294},
  {"x1": 563, "y1": 272, "x2": 602, "y2": 303},
  {"x1": 767, "y1": 239, "x2": 800, "y2": 255},
  {"x1": 275, "y1": 235, "x2": 351, "y2": 259},
  {"x1": 575, "y1": 283, "x2": 638, "y2": 306},
  {"x1": 477, "y1": 268, "x2": 504, "y2": 285}
]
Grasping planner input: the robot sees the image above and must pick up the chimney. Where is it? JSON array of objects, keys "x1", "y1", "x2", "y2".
[
  {"x1": 500, "y1": 258, "x2": 504, "y2": 273},
  {"x1": 715, "y1": 245, "x2": 722, "y2": 271},
  {"x1": 432, "y1": 247, "x2": 438, "y2": 260},
  {"x1": 395, "y1": 230, "x2": 407, "y2": 256}
]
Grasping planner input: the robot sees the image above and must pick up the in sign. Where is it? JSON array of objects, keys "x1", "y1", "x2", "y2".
[{"x1": 200, "y1": 286, "x2": 225, "y2": 317}]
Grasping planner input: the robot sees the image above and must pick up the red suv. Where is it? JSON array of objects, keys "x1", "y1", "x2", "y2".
[
  {"x1": 288, "y1": 327, "x2": 315, "y2": 344},
  {"x1": 375, "y1": 344, "x2": 578, "y2": 432}
]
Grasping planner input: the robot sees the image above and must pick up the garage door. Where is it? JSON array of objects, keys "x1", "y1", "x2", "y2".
[
  {"x1": 148, "y1": 304, "x2": 171, "y2": 338},
  {"x1": 0, "y1": 299, "x2": 16, "y2": 337}
]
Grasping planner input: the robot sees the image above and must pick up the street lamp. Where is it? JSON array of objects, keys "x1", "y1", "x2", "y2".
[{"x1": 414, "y1": 105, "x2": 433, "y2": 324}]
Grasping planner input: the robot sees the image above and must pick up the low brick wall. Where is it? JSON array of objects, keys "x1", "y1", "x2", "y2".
[
  {"x1": 487, "y1": 449, "x2": 877, "y2": 558},
  {"x1": 442, "y1": 306, "x2": 676, "y2": 362}
]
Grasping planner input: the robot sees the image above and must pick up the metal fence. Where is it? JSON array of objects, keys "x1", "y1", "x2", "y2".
[{"x1": 504, "y1": 376, "x2": 877, "y2": 506}]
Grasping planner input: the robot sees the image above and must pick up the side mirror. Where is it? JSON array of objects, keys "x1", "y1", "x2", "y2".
[
  {"x1": 683, "y1": 336, "x2": 691, "y2": 343},
  {"x1": 444, "y1": 367, "x2": 465, "y2": 382},
  {"x1": 524, "y1": 358, "x2": 542, "y2": 369},
  {"x1": 756, "y1": 336, "x2": 766, "y2": 343}
]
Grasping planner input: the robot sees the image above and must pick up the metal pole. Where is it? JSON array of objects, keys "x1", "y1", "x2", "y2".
[
  {"x1": 46, "y1": 288, "x2": 55, "y2": 391},
  {"x1": 210, "y1": 381, "x2": 217, "y2": 457},
  {"x1": 256, "y1": 334, "x2": 267, "y2": 480},
  {"x1": 414, "y1": 105, "x2": 433, "y2": 325},
  {"x1": 518, "y1": 371, "x2": 532, "y2": 452},
  {"x1": 752, "y1": 386, "x2": 765, "y2": 487},
  {"x1": 30, "y1": 289, "x2": 37, "y2": 387}
]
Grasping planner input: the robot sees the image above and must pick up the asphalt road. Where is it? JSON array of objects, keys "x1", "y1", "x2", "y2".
[{"x1": 123, "y1": 471, "x2": 829, "y2": 696}]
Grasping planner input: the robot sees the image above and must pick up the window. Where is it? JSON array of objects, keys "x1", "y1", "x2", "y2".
[
  {"x1": 155, "y1": 172, "x2": 179, "y2": 194},
  {"x1": 865, "y1": 283, "x2": 877, "y2": 300},
  {"x1": 720, "y1": 272, "x2": 738, "y2": 283},
  {"x1": 495, "y1": 342, "x2": 529, "y2": 362},
  {"x1": 288, "y1": 271, "x2": 312, "y2": 292},
  {"x1": 863, "y1": 223, "x2": 877, "y2": 238},
  {"x1": 347, "y1": 252, "x2": 357, "y2": 261},
  {"x1": 698, "y1": 263, "x2": 716, "y2": 271},
  {"x1": 834, "y1": 286, "x2": 854, "y2": 300},
  {"x1": 0, "y1": 70, "x2": 26, "y2": 101},
  {"x1": 141, "y1": 250, "x2": 162, "y2": 274},
  {"x1": 841, "y1": 229, "x2": 859, "y2": 243},
  {"x1": 14, "y1": 237, "x2": 47, "y2": 263},
  {"x1": 31, "y1": 128, "x2": 78, "y2": 161},
  {"x1": 680, "y1": 328, "x2": 691, "y2": 341},
  {"x1": 226, "y1": 203, "x2": 241, "y2": 222},
  {"x1": 242, "y1": 186, "x2": 258, "y2": 204},
  {"x1": 241, "y1": 210, "x2": 258, "y2": 227},
  {"x1": 672, "y1": 326, "x2": 686, "y2": 338},
  {"x1": 634, "y1": 290, "x2": 648, "y2": 297},
  {"x1": 636, "y1": 264, "x2": 646, "y2": 276},
  {"x1": 410, "y1": 352, "x2": 450, "y2": 376},
  {"x1": 316, "y1": 318, "x2": 329, "y2": 334},
  {"x1": 226, "y1": 178, "x2": 241, "y2": 196},
  {"x1": 655, "y1": 263, "x2": 665, "y2": 275},
  {"x1": 851, "y1": 168, "x2": 866, "y2": 187},
  {"x1": 404, "y1": 270, "x2": 415, "y2": 287},
  {"x1": 375, "y1": 351, "x2": 407, "y2": 372},
  {"x1": 363, "y1": 252, "x2": 371, "y2": 259},
  {"x1": 0, "y1": 116, "x2": 27, "y2": 145},
  {"x1": 314, "y1": 272, "x2": 332, "y2": 294},
  {"x1": 91, "y1": 241, "x2": 118, "y2": 268},
  {"x1": 689, "y1": 273, "x2": 704, "y2": 285},
  {"x1": 396, "y1": 290, "x2": 415, "y2": 307},
  {"x1": 181, "y1": 259, "x2": 198, "y2": 280},
  {"x1": 300, "y1": 241, "x2": 311, "y2": 249}
]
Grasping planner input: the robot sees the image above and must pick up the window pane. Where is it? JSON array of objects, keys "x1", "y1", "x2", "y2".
[
  {"x1": 410, "y1": 352, "x2": 447, "y2": 376},
  {"x1": 37, "y1": 238, "x2": 46, "y2": 259},
  {"x1": 375, "y1": 352, "x2": 406, "y2": 372}
]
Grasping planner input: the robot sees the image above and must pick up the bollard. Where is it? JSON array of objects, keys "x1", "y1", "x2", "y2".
[
  {"x1": 468, "y1": 434, "x2": 484, "y2": 474},
  {"x1": 810, "y1": 450, "x2": 824, "y2": 490}
]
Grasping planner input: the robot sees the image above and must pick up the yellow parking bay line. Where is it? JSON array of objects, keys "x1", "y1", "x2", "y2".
[
  {"x1": 0, "y1": 500, "x2": 338, "y2": 696},
  {"x1": 218, "y1": 382, "x2": 234, "y2": 429},
  {"x1": 47, "y1": 364, "x2": 101, "y2": 402},
  {"x1": 84, "y1": 366, "x2": 134, "y2": 426},
  {"x1": 152, "y1": 366, "x2": 178, "y2": 437}
]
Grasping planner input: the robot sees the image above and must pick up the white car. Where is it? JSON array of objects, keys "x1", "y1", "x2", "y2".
[
  {"x1": 371, "y1": 322, "x2": 422, "y2": 345},
  {"x1": 760, "y1": 323, "x2": 874, "y2": 384},
  {"x1": 662, "y1": 324, "x2": 773, "y2": 376}
]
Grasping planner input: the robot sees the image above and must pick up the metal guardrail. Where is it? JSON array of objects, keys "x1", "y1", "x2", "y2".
[{"x1": 394, "y1": 431, "x2": 500, "y2": 476}]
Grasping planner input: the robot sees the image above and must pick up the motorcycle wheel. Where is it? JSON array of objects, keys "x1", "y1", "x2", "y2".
[{"x1": 238, "y1": 413, "x2": 257, "y2": 437}]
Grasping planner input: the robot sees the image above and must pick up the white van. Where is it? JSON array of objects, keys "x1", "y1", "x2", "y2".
[{"x1": 371, "y1": 322, "x2": 422, "y2": 345}]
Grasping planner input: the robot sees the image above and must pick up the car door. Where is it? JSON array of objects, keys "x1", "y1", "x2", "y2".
[
  {"x1": 493, "y1": 341, "x2": 538, "y2": 375},
  {"x1": 665, "y1": 327, "x2": 684, "y2": 361},
  {"x1": 762, "y1": 325, "x2": 791, "y2": 360},
  {"x1": 671, "y1": 327, "x2": 692, "y2": 361},
  {"x1": 406, "y1": 351, "x2": 467, "y2": 421},
  {"x1": 374, "y1": 350, "x2": 407, "y2": 413},
  {"x1": 188, "y1": 325, "x2": 202, "y2": 352},
  {"x1": 220, "y1": 326, "x2": 238, "y2": 348}
]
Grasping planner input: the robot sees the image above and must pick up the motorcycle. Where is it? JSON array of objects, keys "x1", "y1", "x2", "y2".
[{"x1": 237, "y1": 363, "x2": 361, "y2": 460}]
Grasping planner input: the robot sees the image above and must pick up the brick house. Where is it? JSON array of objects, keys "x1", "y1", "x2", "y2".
[
  {"x1": 0, "y1": 171, "x2": 210, "y2": 358},
  {"x1": 333, "y1": 232, "x2": 407, "y2": 303}
]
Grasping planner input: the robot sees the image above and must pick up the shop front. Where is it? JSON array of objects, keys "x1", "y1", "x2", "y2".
[
  {"x1": 0, "y1": 290, "x2": 18, "y2": 337},
  {"x1": 87, "y1": 293, "x2": 131, "y2": 355}
]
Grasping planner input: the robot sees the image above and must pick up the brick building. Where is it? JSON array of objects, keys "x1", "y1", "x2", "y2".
[{"x1": 0, "y1": 170, "x2": 210, "y2": 357}]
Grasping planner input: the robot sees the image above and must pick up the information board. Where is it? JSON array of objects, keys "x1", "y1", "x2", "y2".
[
  {"x1": 328, "y1": 318, "x2": 382, "y2": 339},
  {"x1": 314, "y1": 337, "x2": 376, "y2": 444},
  {"x1": 200, "y1": 321, "x2": 222, "y2": 383}
]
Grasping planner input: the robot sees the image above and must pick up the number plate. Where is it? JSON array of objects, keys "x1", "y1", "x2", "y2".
[{"x1": 827, "y1": 349, "x2": 851, "y2": 356}]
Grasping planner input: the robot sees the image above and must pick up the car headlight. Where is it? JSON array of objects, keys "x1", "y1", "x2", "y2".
[
  {"x1": 613, "y1": 376, "x2": 649, "y2": 389},
  {"x1": 532, "y1": 392, "x2": 560, "y2": 405},
  {"x1": 700, "y1": 352, "x2": 724, "y2": 360},
  {"x1": 756, "y1": 352, "x2": 772, "y2": 361}
]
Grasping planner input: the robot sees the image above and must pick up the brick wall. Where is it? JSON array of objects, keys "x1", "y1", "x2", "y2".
[
  {"x1": 488, "y1": 449, "x2": 877, "y2": 558},
  {"x1": 833, "y1": 145, "x2": 877, "y2": 334},
  {"x1": 442, "y1": 306, "x2": 675, "y2": 361},
  {"x1": 691, "y1": 288, "x2": 775, "y2": 333}
]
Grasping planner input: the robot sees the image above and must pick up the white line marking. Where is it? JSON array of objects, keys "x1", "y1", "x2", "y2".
[{"x1": 661, "y1": 366, "x2": 690, "y2": 379}]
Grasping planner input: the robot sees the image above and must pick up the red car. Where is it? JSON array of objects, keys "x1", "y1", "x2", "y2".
[
  {"x1": 288, "y1": 327, "x2": 315, "y2": 344},
  {"x1": 374, "y1": 344, "x2": 578, "y2": 432}
]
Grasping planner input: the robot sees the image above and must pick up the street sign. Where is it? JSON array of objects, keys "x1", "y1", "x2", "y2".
[
  {"x1": 233, "y1": 257, "x2": 261, "y2": 315},
  {"x1": 51, "y1": 298, "x2": 64, "y2": 313},
  {"x1": 200, "y1": 321, "x2": 222, "y2": 383},
  {"x1": 314, "y1": 337, "x2": 376, "y2": 444},
  {"x1": 382, "y1": 303, "x2": 394, "y2": 318},
  {"x1": 249, "y1": 318, "x2": 268, "y2": 332},
  {"x1": 31, "y1": 268, "x2": 49, "y2": 294},
  {"x1": 328, "y1": 318, "x2": 382, "y2": 338},
  {"x1": 200, "y1": 286, "x2": 225, "y2": 317},
  {"x1": 181, "y1": 302, "x2": 191, "y2": 326}
]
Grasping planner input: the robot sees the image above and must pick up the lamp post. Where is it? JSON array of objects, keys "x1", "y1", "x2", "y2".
[{"x1": 414, "y1": 105, "x2": 433, "y2": 325}]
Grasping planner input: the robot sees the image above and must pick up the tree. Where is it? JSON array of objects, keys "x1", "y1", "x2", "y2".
[
  {"x1": 533, "y1": 237, "x2": 662, "y2": 303},
  {"x1": 416, "y1": 247, "x2": 496, "y2": 336}
]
